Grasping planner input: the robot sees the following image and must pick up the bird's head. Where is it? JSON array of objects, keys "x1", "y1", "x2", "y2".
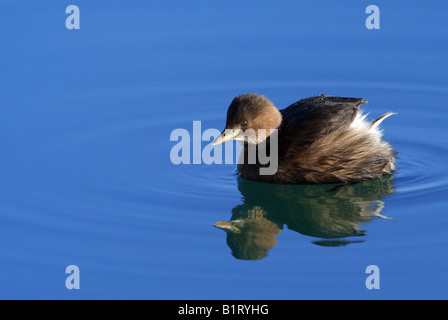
[{"x1": 213, "y1": 93, "x2": 282, "y2": 145}]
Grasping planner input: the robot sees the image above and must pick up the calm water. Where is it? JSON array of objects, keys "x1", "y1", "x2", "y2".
[{"x1": 1, "y1": 1, "x2": 448, "y2": 299}]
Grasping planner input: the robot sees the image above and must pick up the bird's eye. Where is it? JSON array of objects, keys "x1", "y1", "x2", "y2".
[{"x1": 240, "y1": 120, "x2": 248, "y2": 127}]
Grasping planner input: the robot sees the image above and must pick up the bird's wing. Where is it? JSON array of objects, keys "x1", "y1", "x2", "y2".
[{"x1": 279, "y1": 95, "x2": 366, "y2": 148}]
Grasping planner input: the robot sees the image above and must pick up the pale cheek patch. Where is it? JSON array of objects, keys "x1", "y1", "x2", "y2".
[{"x1": 235, "y1": 129, "x2": 268, "y2": 145}]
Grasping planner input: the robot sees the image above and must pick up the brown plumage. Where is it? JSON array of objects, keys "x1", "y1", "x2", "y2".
[{"x1": 213, "y1": 93, "x2": 396, "y2": 184}]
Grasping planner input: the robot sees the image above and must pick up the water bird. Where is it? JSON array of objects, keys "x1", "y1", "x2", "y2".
[{"x1": 213, "y1": 93, "x2": 396, "y2": 184}]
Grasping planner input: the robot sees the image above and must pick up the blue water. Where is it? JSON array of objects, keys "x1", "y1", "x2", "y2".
[{"x1": 1, "y1": 1, "x2": 448, "y2": 299}]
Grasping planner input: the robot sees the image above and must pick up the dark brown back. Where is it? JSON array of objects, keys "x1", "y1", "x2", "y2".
[{"x1": 279, "y1": 95, "x2": 366, "y2": 156}]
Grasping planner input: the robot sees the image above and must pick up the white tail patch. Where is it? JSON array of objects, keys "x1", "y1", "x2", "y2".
[{"x1": 349, "y1": 110, "x2": 395, "y2": 144}]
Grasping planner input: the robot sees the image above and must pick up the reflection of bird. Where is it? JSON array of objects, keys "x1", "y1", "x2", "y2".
[
  {"x1": 214, "y1": 206, "x2": 282, "y2": 261},
  {"x1": 213, "y1": 176, "x2": 395, "y2": 260},
  {"x1": 213, "y1": 94, "x2": 396, "y2": 184}
]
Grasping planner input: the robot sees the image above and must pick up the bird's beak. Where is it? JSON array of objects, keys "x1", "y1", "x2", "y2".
[
  {"x1": 212, "y1": 128, "x2": 241, "y2": 145},
  {"x1": 213, "y1": 221, "x2": 241, "y2": 232}
]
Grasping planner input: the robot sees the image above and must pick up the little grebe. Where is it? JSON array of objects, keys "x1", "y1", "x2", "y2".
[{"x1": 213, "y1": 93, "x2": 396, "y2": 184}]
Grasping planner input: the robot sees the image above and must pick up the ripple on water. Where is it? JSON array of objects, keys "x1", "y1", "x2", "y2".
[{"x1": 393, "y1": 138, "x2": 448, "y2": 200}]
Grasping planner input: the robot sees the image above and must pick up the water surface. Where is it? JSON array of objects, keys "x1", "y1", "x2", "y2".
[{"x1": 1, "y1": 1, "x2": 448, "y2": 299}]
